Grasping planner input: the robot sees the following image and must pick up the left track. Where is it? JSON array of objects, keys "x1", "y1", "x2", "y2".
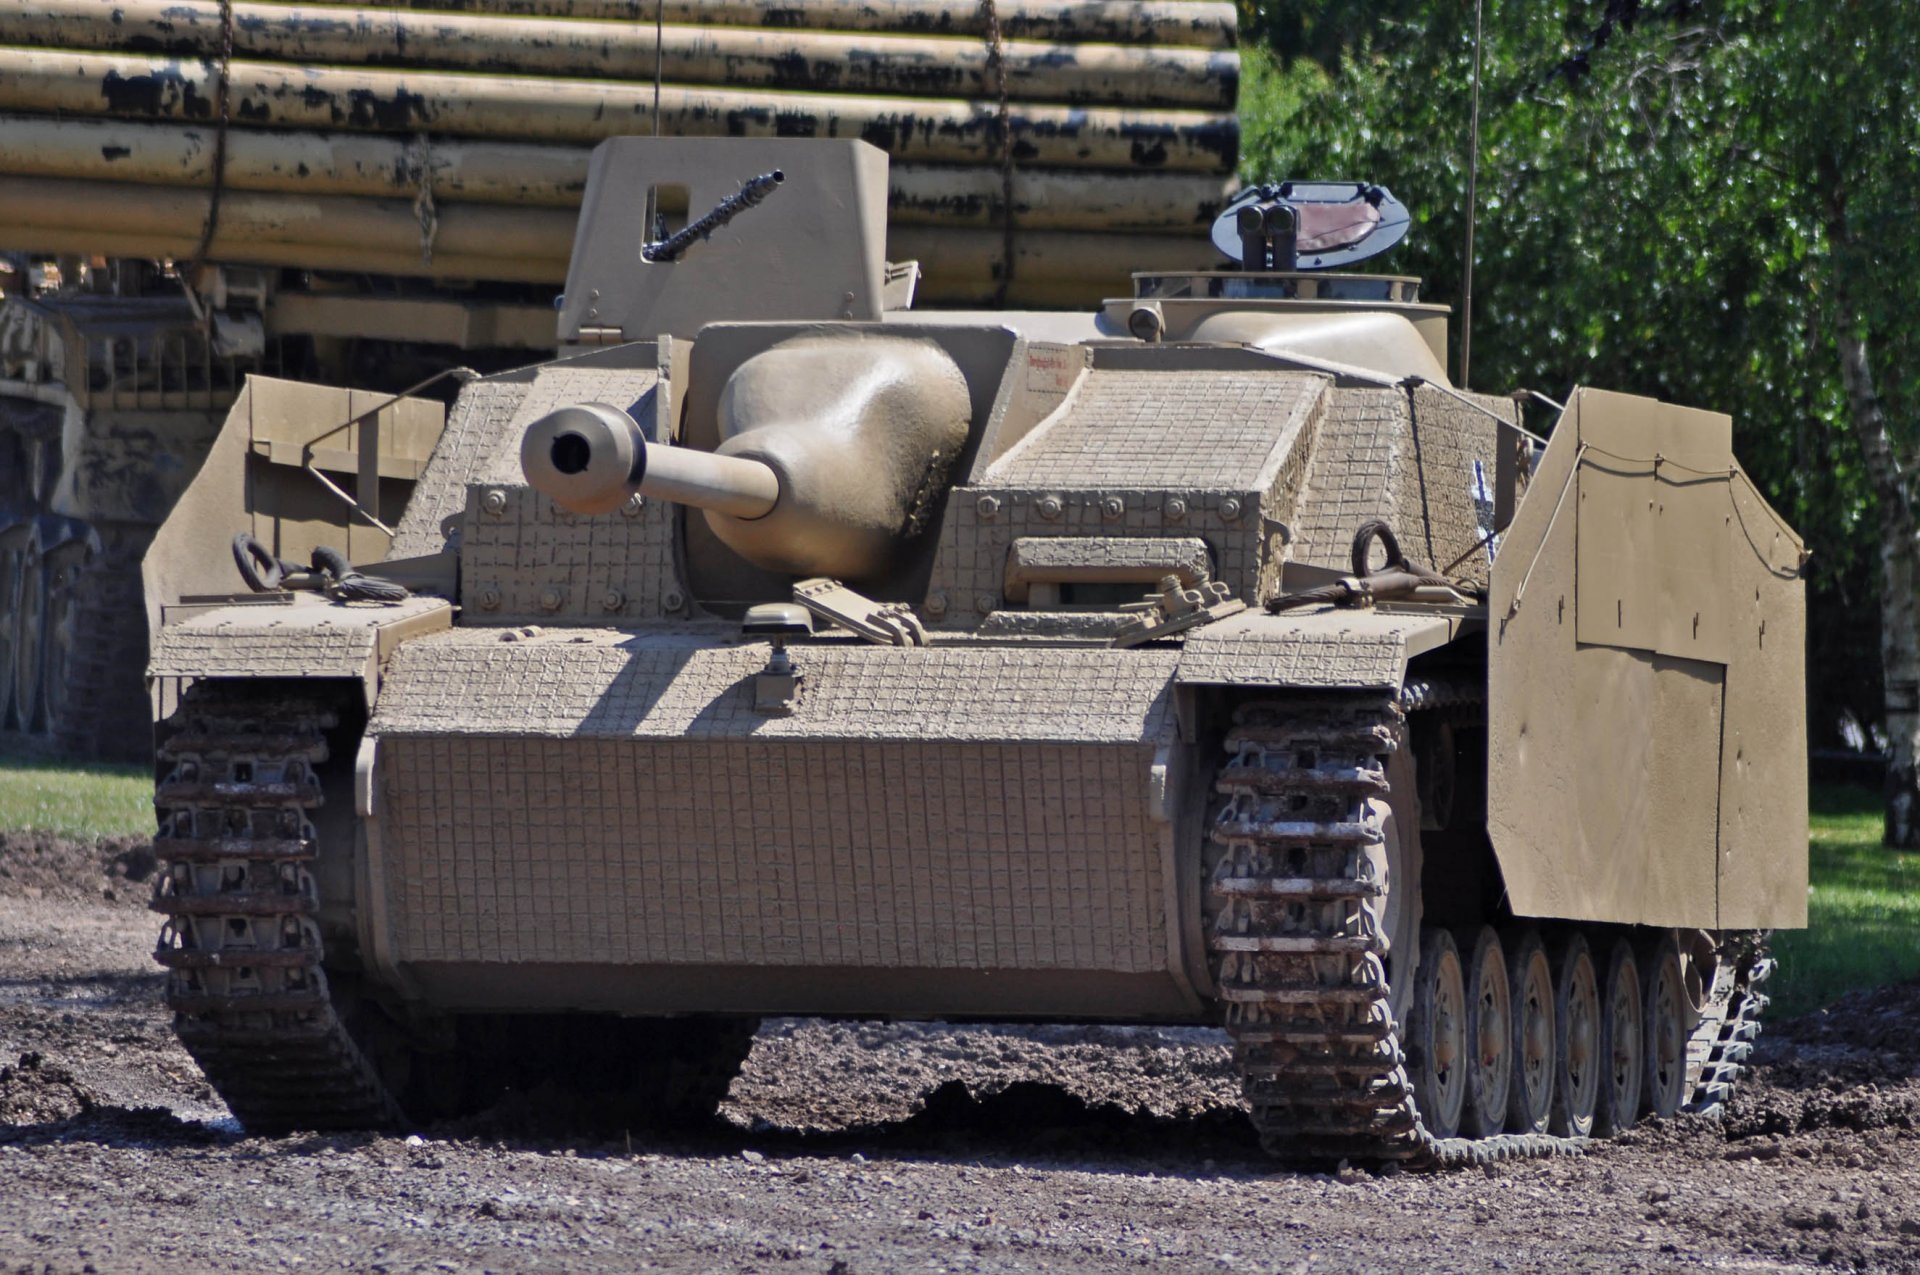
[{"x1": 152, "y1": 684, "x2": 403, "y2": 1133}]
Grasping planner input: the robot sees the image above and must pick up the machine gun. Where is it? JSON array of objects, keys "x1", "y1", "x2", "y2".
[{"x1": 641, "y1": 169, "x2": 785, "y2": 263}]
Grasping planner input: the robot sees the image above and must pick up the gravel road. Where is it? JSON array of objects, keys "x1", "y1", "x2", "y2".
[{"x1": 3, "y1": 831, "x2": 1918, "y2": 1273}]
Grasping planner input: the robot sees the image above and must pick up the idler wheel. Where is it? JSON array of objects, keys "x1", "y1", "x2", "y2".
[
  {"x1": 1595, "y1": 936, "x2": 1645, "y2": 1134},
  {"x1": 1407, "y1": 926, "x2": 1468, "y2": 1139},
  {"x1": 1641, "y1": 931, "x2": 1691, "y2": 1117},
  {"x1": 1550, "y1": 931, "x2": 1602, "y2": 1138},
  {"x1": 1504, "y1": 926, "x2": 1557, "y2": 1134},
  {"x1": 1457, "y1": 924, "x2": 1512, "y2": 1138}
]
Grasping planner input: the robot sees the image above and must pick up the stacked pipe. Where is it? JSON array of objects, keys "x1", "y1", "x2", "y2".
[{"x1": 0, "y1": 0, "x2": 1239, "y2": 307}]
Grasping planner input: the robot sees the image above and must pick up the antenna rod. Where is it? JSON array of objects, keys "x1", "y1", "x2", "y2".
[
  {"x1": 1459, "y1": 0, "x2": 1484, "y2": 389},
  {"x1": 652, "y1": 0, "x2": 664, "y2": 137}
]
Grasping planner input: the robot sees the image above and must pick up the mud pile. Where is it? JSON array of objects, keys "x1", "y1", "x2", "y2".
[
  {"x1": 0, "y1": 1052, "x2": 96, "y2": 1125},
  {"x1": 0, "y1": 830, "x2": 154, "y2": 905},
  {"x1": 1725, "y1": 977, "x2": 1920, "y2": 1144}
]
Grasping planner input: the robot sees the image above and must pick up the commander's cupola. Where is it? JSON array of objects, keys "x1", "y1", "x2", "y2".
[{"x1": 1109, "y1": 182, "x2": 1452, "y2": 385}]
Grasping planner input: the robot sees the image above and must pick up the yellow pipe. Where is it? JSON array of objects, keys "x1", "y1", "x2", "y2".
[
  {"x1": 0, "y1": 0, "x2": 1237, "y2": 110},
  {"x1": 0, "y1": 115, "x2": 589, "y2": 208},
  {"x1": 0, "y1": 175, "x2": 573, "y2": 270},
  {"x1": 0, "y1": 114, "x2": 1234, "y2": 231},
  {"x1": 5, "y1": 223, "x2": 1203, "y2": 304},
  {"x1": 888, "y1": 164, "x2": 1234, "y2": 233},
  {"x1": 272, "y1": 0, "x2": 1240, "y2": 50},
  {"x1": 0, "y1": 226, "x2": 568, "y2": 283},
  {"x1": 0, "y1": 48, "x2": 1237, "y2": 174},
  {"x1": 0, "y1": 172, "x2": 1217, "y2": 295}
]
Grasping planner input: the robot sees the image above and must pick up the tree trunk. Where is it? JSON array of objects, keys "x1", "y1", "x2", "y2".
[
  {"x1": 1822, "y1": 168, "x2": 1920, "y2": 847},
  {"x1": 1832, "y1": 314, "x2": 1920, "y2": 846}
]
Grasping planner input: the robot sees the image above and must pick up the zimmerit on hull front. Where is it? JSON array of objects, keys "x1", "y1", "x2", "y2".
[{"x1": 141, "y1": 138, "x2": 1808, "y2": 1165}]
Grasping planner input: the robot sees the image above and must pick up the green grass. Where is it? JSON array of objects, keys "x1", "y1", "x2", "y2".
[
  {"x1": 0, "y1": 746, "x2": 153, "y2": 841},
  {"x1": 1767, "y1": 782, "x2": 1920, "y2": 1018}
]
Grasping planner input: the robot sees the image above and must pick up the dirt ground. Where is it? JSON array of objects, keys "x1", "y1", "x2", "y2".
[{"x1": 2, "y1": 831, "x2": 1918, "y2": 1274}]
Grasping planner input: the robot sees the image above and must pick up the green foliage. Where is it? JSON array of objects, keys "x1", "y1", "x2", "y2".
[
  {"x1": 1769, "y1": 783, "x2": 1920, "y2": 1018},
  {"x1": 1234, "y1": 0, "x2": 1918, "y2": 744},
  {"x1": 0, "y1": 751, "x2": 153, "y2": 840}
]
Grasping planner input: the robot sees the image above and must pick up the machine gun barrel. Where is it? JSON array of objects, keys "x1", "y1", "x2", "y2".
[
  {"x1": 521, "y1": 402, "x2": 779, "y2": 519},
  {"x1": 640, "y1": 169, "x2": 785, "y2": 263}
]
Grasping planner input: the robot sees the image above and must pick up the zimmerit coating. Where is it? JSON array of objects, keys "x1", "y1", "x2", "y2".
[
  {"x1": 926, "y1": 372, "x2": 1325, "y2": 621},
  {"x1": 372, "y1": 632, "x2": 1179, "y2": 972},
  {"x1": 393, "y1": 364, "x2": 667, "y2": 566},
  {"x1": 475, "y1": 366, "x2": 666, "y2": 487},
  {"x1": 390, "y1": 378, "x2": 530, "y2": 559},
  {"x1": 985, "y1": 369, "x2": 1323, "y2": 490},
  {"x1": 149, "y1": 597, "x2": 453, "y2": 682},
  {"x1": 1402, "y1": 385, "x2": 1509, "y2": 587},
  {"x1": 1289, "y1": 386, "x2": 1504, "y2": 581},
  {"x1": 1177, "y1": 621, "x2": 1414, "y2": 689},
  {"x1": 371, "y1": 631, "x2": 1178, "y2": 741},
  {"x1": 459, "y1": 482, "x2": 680, "y2": 624},
  {"x1": 377, "y1": 735, "x2": 1169, "y2": 971},
  {"x1": 927, "y1": 488, "x2": 1269, "y2": 624},
  {"x1": 1288, "y1": 388, "x2": 1407, "y2": 572}
]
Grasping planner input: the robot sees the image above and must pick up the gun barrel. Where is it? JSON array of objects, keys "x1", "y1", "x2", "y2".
[
  {"x1": 641, "y1": 168, "x2": 785, "y2": 263},
  {"x1": 520, "y1": 402, "x2": 779, "y2": 519}
]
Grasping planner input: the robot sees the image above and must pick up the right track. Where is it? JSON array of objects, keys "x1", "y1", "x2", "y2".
[{"x1": 1206, "y1": 688, "x2": 1768, "y2": 1167}]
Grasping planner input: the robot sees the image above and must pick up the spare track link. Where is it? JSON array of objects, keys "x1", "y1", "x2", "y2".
[
  {"x1": 1208, "y1": 687, "x2": 1584, "y2": 1167},
  {"x1": 153, "y1": 687, "x2": 402, "y2": 1133}
]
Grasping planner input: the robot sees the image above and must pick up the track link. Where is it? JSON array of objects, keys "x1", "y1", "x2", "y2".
[
  {"x1": 1207, "y1": 687, "x2": 1773, "y2": 1167},
  {"x1": 1209, "y1": 690, "x2": 1586, "y2": 1166},
  {"x1": 153, "y1": 687, "x2": 402, "y2": 1133},
  {"x1": 1685, "y1": 939, "x2": 1773, "y2": 1118}
]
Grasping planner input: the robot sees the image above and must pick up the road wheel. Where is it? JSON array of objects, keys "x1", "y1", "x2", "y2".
[
  {"x1": 1376, "y1": 744, "x2": 1424, "y2": 1033},
  {"x1": 1504, "y1": 926, "x2": 1556, "y2": 1134},
  {"x1": 1595, "y1": 937, "x2": 1644, "y2": 1134},
  {"x1": 1641, "y1": 930, "x2": 1690, "y2": 1117},
  {"x1": 1457, "y1": 924, "x2": 1511, "y2": 1137},
  {"x1": 1550, "y1": 931, "x2": 1601, "y2": 1137},
  {"x1": 1407, "y1": 926, "x2": 1468, "y2": 1139}
]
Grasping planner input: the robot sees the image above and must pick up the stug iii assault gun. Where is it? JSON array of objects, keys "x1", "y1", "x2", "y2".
[{"x1": 141, "y1": 138, "x2": 1807, "y2": 1165}]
